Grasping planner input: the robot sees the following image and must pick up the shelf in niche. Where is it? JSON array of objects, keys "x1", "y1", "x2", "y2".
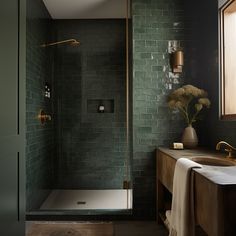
[{"x1": 87, "y1": 99, "x2": 114, "y2": 113}]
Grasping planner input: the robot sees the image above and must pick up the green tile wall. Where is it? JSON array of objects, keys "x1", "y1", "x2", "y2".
[
  {"x1": 24, "y1": 0, "x2": 201, "y2": 219},
  {"x1": 26, "y1": 0, "x2": 54, "y2": 211},
  {"x1": 132, "y1": 0, "x2": 188, "y2": 219},
  {"x1": 53, "y1": 20, "x2": 130, "y2": 189}
]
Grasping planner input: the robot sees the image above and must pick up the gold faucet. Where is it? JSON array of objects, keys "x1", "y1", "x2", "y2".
[{"x1": 216, "y1": 141, "x2": 236, "y2": 158}]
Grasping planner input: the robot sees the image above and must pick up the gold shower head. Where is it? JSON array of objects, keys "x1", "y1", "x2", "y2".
[{"x1": 40, "y1": 39, "x2": 80, "y2": 48}]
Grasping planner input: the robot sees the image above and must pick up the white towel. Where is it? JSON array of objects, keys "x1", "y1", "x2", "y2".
[{"x1": 169, "y1": 158, "x2": 202, "y2": 236}]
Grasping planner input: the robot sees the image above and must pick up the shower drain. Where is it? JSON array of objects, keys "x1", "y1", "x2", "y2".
[{"x1": 77, "y1": 201, "x2": 86, "y2": 205}]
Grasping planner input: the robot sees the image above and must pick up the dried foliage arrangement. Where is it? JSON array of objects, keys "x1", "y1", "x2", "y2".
[{"x1": 168, "y1": 85, "x2": 211, "y2": 126}]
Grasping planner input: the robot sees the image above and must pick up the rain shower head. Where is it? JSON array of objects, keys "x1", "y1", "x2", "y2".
[
  {"x1": 40, "y1": 39, "x2": 80, "y2": 48},
  {"x1": 70, "y1": 40, "x2": 81, "y2": 47}
]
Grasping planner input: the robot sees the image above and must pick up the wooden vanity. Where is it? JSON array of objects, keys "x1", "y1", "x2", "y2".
[{"x1": 156, "y1": 147, "x2": 236, "y2": 236}]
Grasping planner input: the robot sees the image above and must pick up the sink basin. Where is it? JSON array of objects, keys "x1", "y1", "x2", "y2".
[{"x1": 190, "y1": 157, "x2": 236, "y2": 166}]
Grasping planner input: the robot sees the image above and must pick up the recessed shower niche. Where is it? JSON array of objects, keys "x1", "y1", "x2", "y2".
[{"x1": 26, "y1": 0, "x2": 132, "y2": 218}]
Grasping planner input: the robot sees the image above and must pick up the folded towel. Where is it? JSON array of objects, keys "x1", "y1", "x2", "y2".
[{"x1": 169, "y1": 158, "x2": 202, "y2": 236}]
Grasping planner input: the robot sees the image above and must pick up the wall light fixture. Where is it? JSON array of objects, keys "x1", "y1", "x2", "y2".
[{"x1": 172, "y1": 50, "x2": 184, "y2": 73}]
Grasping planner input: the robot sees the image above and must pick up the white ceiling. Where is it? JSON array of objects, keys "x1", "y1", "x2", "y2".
[{"x1": 42, "y1": 0, "x2": 128, "y2": 19}]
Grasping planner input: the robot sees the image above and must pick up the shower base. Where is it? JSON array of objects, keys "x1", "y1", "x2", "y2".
[{"x1": 40, "y1": 189, "x2": 132, "y2": 210}]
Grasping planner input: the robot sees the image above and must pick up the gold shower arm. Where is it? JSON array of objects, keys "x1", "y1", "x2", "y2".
[{"x1": 40, "y1": 39, "x2": 80, "y2": 48}]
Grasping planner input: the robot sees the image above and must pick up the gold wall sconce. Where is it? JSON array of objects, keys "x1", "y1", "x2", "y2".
[
  {"x1": 172, "y1": 50, "x2": 184, "y2": 73},
  {"x1": 37, "y1": 109, "x2": 52, "y2": 125}
]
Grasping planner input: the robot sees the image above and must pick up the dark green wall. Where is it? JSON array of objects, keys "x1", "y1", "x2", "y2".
[
  {"x1": 0, "y1": 0, "x2": 26, "y2": 234},
  {"x1": 53, "y1": 20, "x2": 129, "y2": 189},
  {"x1": 26, "y1": 0, "x2": 54, "y2": 211},
  {"x1": 186, "y1": 0, "x2": 236, "y2": 149}
]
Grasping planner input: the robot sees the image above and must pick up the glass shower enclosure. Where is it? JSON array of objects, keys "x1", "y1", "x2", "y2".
[{"x1": 26, "y1": 0, "x2": 132, "y2": 217}]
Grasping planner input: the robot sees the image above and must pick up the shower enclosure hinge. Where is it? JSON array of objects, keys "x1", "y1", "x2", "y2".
[{"x1": 123, "y1": 180, "x2": 131, "y2": 189}]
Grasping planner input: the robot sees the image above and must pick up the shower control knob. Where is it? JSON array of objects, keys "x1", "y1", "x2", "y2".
[{"x1": 37, "y1": 109, "x2": 52, "y2": 124}]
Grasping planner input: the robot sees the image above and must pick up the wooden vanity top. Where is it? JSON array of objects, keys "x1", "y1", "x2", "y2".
[{"x1": 158, "y1": 147, "x2": 236, "y2": 185}]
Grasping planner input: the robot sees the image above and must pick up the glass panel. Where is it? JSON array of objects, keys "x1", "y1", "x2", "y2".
[{"x1": 26, "y1": 0, "x2": 132, "y2": 215}]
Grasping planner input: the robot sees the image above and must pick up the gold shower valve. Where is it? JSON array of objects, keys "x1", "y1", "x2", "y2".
[{"x1": 38, "y1": 109, "x2": 52, "y2": 125}]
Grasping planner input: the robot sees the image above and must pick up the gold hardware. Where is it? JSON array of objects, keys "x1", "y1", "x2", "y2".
[
  {"x1": 123, "y1": 0, "x2": 131, "y2": 191},
  {"x1": 216, "y1": 141, "x2": 236, "y2": 158},
  {"x1": 40, "y1": 39, "x2": 80, "y2": 48},
  {"x1": 172, "y1": 50, "x2": 184, "y2": 73},
  {"x1": 37, "y1": 109, "x2": 52, "y2": 125},
  {"x1": 123, "y1": 180, "x2": 131, "y2": 189}
]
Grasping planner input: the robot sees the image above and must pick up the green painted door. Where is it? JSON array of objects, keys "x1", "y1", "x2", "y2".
[{"x1": 0, "y1": 0, "x2": 26, "y2": 235}]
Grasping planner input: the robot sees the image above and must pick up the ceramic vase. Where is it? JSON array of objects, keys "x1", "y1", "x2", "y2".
[{"x1": 181, "y1": 125, "x2": 198, "y2": 149}]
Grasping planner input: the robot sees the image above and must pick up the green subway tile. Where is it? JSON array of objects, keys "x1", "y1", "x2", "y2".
[
  {"x1": 132, "y1": 0, "x2": 186, "y2": 219},
  {"x1": 140, "y1": 52, "x2": 152, "y2": 59}
]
